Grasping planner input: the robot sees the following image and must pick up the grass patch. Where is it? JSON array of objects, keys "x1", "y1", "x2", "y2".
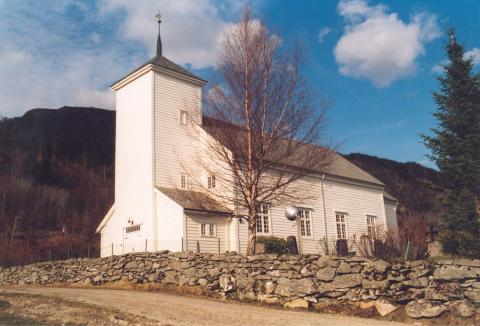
[
  {"x1": 0, "y1": 300, "x2": 12, "y2": 310},
  {"x1": 67, "y1": 279, "x2": 211, "y2": 297},
  {"x1": 426, "y1": 255, "x2": 454, "y2": 263},
  {"x1": 0, "y1": 312, "x2": 55, "y2": 326},
  {"x1": 1, "y1": 291, "x2": 154, "y2": 325}
]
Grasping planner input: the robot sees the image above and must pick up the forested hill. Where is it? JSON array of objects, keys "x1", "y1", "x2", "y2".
[
  {"x1": 345, "y1": 153, "x2": 442, "y2": 215},
  {"x1": 0, "y1": 107, "x2": 115, "y2": 265},
  {"x1": 0, "y1": 106, "x2": 440, "y2": 265},
  {"x1": 0, "y1": 106, "x2": 115, "y2": 171}
]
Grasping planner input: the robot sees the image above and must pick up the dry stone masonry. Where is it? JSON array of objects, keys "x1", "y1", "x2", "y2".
[{"x1": 1, "y1": 252, "x2": 480, "y2": 319}]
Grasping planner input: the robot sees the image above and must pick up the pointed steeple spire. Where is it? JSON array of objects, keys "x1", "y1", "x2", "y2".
[{"x1": 155, "y1": 11, "x2": 162, "y2": 56}]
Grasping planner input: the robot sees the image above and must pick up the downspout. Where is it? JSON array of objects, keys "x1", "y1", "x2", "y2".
[
  {"x1": 320, "y1": 174, "x2": 328, "y2": 254},
  {"x1": 236, "y1": 184, "x2": 241, "y2": 253}
]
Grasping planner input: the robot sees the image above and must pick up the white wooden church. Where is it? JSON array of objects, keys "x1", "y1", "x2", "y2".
[{"x1": 96, "y1": 16, "x2": 398, "y2": 257}]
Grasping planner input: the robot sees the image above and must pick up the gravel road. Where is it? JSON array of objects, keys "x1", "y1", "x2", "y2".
[{"x1": 4, "y1": 287, "x2": 409, "y2": 326}]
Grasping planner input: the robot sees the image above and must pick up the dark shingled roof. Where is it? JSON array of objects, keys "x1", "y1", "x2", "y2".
[
  {"x1": 112, "y1": 55, "x2": 207, "y2": 87},
  {"x1": 157, "y1": 187, "x2": 232, "y2": 214},
  {"x1": 201, "y1": 116, "x2": 384, "y2": 187}
]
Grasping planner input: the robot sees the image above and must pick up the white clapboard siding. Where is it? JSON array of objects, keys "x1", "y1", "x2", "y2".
[
  {"x1": 99, "y1": 208, "x2": 124, "y2": 257},
  {"x1": 233, "y1": 173, "x2": 389, "y2": 255},
  {"x1": 153, "y1": 72, "x2": 204, "y2": 189},
  {"x1": 194, "y1": 127, "x2": 236, "y2": 211},
  {"x1": 233, "y1": 172, "x2": 328, "y2": 254},
  {"x1": 226, "y1": 218, "x2": 238, "y2": 252},
  {"x1": 237, "y1": 220, "x2": 249, "y2": 255},
  {"x1": 155, "y1": 189, "x2": 184, "y2": 252},
  {"x1": 384, "y1": 201, "x2": 399, "y2": 239},
  {"x1": 185, "y1": 214, "x2": 227, "y2": 253},
  {"x1": 267, "y1": 175, "x2": 326, "y2": 254},
  {"x1": 113, "y1": 71, "x2": 155, "y2": 254},
  {"x1": 322, "y1": 178, "x2": 386, "y2": 250}
]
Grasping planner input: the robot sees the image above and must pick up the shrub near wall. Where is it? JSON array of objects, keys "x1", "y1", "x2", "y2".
[
  {"x1": 1, "y1": 252, "x2": 480, "y2": 319},
  {"x1": 256, "y1": 236, "x2": 287, "y2": 254}
]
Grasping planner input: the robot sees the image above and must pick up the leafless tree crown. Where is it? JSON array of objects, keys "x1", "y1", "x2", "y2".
[{"x1": 188, "y1": 9, "x2": 333, "y2": 255}]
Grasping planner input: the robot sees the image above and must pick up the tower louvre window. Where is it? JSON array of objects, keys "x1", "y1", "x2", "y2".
[
  {"x1": 207, "y1": 174, "x2": 216, "y2": 189},
  {"x1": 367, "y1": 215, "x2": 377, "y2": 238},
  {"x1": 181, "y1": 174, "x2": 187, "y2": 189},
  {"x1": 179, "y1": 110, "x2": 188, "y2": 125}
]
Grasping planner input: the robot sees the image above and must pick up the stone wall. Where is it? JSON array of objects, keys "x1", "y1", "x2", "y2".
[{"x1": 1, "y1": 252, "x2": 480, "y2": 319}]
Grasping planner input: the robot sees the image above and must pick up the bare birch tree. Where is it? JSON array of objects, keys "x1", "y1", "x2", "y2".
[{"x1": 188, "y1": 9, "x2": 332, "y2": 255}]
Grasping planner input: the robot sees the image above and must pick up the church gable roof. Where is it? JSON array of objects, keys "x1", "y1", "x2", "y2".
[{"x1": 201, "y1": 116, "x2": 384, "y2": 187}]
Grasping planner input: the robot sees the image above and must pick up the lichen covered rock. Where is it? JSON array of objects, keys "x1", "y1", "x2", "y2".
[{"x1": 405, "y1": 299, "x2": 446, "y2": 319}]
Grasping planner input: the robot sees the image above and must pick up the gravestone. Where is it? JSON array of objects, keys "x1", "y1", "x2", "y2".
[
  {"x1": 336, "y1": 239, "x2": 348, "y2": 256},
  {"x1": 287, "y1": 236, "x2": 299, "y2": 255}
]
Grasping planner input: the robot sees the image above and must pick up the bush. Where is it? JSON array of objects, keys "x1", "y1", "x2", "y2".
[
  {"x1": 440, "y1": 229, "x2": 480, "y2": 258},
  {"x1": 256, "y1": 236, "x2": 287, "y2": 254},
  {"x1": 439, "y1": 190, "x2": 480, "y2": 258}
]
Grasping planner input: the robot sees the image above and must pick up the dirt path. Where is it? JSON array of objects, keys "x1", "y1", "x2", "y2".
[{"x1": 2, "y1": 287, "x2": 409, "y2": 326}]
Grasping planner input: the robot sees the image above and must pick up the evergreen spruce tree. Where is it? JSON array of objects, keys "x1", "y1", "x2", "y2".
[{"x1": 423, "y1": 29, "x2": 480, "y2": 257}]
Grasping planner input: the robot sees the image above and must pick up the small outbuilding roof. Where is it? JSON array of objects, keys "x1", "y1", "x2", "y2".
[
  {"x1": 383, "y1": 191, "x2": 398, "y2": 203},
  {"x1": 157, "y1": 187, "x2": 232, "y2": 215}
]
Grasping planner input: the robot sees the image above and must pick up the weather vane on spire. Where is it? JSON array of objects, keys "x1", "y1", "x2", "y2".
[{"x1": 156, "y1": 10, "x2": 162, "y2": 56}]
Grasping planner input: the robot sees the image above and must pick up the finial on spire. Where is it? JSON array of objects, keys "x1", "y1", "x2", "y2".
[{"x1": 156, "y1": 11, "x2": 162, "y2": 56}]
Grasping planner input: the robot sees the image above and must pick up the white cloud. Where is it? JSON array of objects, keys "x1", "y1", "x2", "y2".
[
  {"x1": 334, "y1": 0, "x2": 440, "y2": 87},
  {"x1": 90, "y1": 32, "x2": 101, "y2": 44},
  {"x1": 74, "y1": 88, "x2": 114, "y2": 108},
  {"x1": 100, "y1": 0, "x2": 233, "y2": 69},
  {"x1": 431, "y1": 60, "x2": 447, "y2": 73},
  {"x1": 465, "y1": 47, "x2": 480, "y2": 65},
  {"x1": 0, "y1": 0, "x2": 235, "y2": 117},
  {"x1": 338, "y1": 0, "x2": 387, "y2": 24},
  {"x1": 0, "y1": 1, "x2": 127, "y2": 117},
  {"x1": 0, "y1": 46, "x2": 117, "y2": 117},
  {"x1": 0, "y1": 50, "x2": 32, "y2": 65},
  {"x1": 318, "y1": 27, "x2": 331, "y2": 43}
]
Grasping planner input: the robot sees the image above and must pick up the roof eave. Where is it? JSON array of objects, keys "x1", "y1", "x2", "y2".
[
  {"x1": 384, "y1": 198, "x2": 398, "y2": 204},
  {"x1": 96, "y1": 204, "x2": 115, "y2": 233},
  {"x1": 184, "y1": 208, "x2": 232, "y2": 216}
]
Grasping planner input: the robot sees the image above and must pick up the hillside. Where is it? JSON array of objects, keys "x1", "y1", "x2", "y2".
[
  {"x1": 344, "y1": 153, "x2": 442, "y2": 215},
  {"x1": 0, "y1": 107, "x2": 115, "y2": 265},
  {"x1": 0, "y1": 106, "x2": 441, "y2": 265}
]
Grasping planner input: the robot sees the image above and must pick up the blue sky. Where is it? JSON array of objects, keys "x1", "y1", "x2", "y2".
[{"x1": 0, "y1": 0, "x2": 479, "y2": 168}]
